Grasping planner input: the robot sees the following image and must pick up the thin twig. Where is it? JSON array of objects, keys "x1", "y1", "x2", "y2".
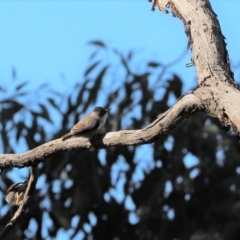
[{"x1": 0, "y1": 166, "x2": 38, "y2": 239}]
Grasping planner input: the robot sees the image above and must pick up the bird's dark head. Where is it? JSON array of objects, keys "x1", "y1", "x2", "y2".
[
  {"x1": 6, "y1": 181, "x2": 28, "y2": 193},
  {"x1": 93, "y1": 107, "x2": 111, "y2": 117}
]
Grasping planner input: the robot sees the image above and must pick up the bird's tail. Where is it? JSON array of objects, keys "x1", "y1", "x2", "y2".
[{"x1": 62, "y1": 133, "x2": 72, "y2": 141}]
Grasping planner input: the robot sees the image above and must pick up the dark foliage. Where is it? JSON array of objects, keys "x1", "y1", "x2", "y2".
[{"x1": 1, "y1": 42, "x2": 240, "y2": 240}]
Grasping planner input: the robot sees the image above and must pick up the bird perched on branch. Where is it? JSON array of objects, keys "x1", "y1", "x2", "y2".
[
  {"x1": 5, "y1": 181, "x2": 28, "y2": 206},
  {"x1": 62, "y1": 106, "x2": 111, "y2": 141}
]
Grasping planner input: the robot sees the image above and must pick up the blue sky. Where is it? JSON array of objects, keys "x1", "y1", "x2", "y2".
[
  {"x1": 1, "y1": 0, "x2": 239, "y2": 95},
  {"x1": 0, "y1": 1, "x2": 189, "y2": 90},
  {"x1": 0, "y1": 1, "x2": 240, "y2": 238}
]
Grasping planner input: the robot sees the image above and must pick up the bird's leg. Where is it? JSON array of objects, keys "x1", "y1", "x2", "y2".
[{"x1": 16, "y1": 192, "x2": 24, "y2": 205}]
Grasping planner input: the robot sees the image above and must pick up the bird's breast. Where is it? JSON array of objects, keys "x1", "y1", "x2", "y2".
[{"x1": 99, "y1": 113, "x2": 108, "y2": 129}]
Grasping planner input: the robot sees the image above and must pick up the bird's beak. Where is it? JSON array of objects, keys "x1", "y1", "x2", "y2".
[{"x1": 106, "y1": 108, "x2": 111, "y2": 112}]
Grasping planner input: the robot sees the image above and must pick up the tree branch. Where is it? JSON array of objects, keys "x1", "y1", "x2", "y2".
[
  {"x1": 0, "y1": 167, "x2": 38, "y2": 239},
  {"x1": 159, "y1": 0, "x2": 236, "y2": 88},
  {"x1": 0, "y1": 93, "x2": 202, "y2": 168}
]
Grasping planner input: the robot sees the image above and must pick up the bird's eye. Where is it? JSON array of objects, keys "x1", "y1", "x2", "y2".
[{"x1": 100, "y1": 110, "x2": 106, "y2": 116}]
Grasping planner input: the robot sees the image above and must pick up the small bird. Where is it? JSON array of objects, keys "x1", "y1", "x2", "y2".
[
  {"x1": 62, "y1": 106, "x2": 111, "y2": 141},
  {"x1": 5, "y1": 181, "x2": 28, "y2": 207}
]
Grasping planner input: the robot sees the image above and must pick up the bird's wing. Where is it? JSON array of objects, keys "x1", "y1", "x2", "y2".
[{"x1": 70, "y1": 120, "x2": 100, "y2": 135}]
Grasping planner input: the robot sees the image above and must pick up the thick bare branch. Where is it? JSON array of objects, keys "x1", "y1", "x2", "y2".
[
  {"x1": 150, "y1": 0, "x2": 240, "y2": 132},
  {"x1": 0, "y1": 94, "x2": 202, "y2": 169},
  {"x1": 162, "y1": 0, "x2": 236, "y2": 88},
  {"x1": 194, "y1": 85, "x2": 240, "y2": 132}
]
